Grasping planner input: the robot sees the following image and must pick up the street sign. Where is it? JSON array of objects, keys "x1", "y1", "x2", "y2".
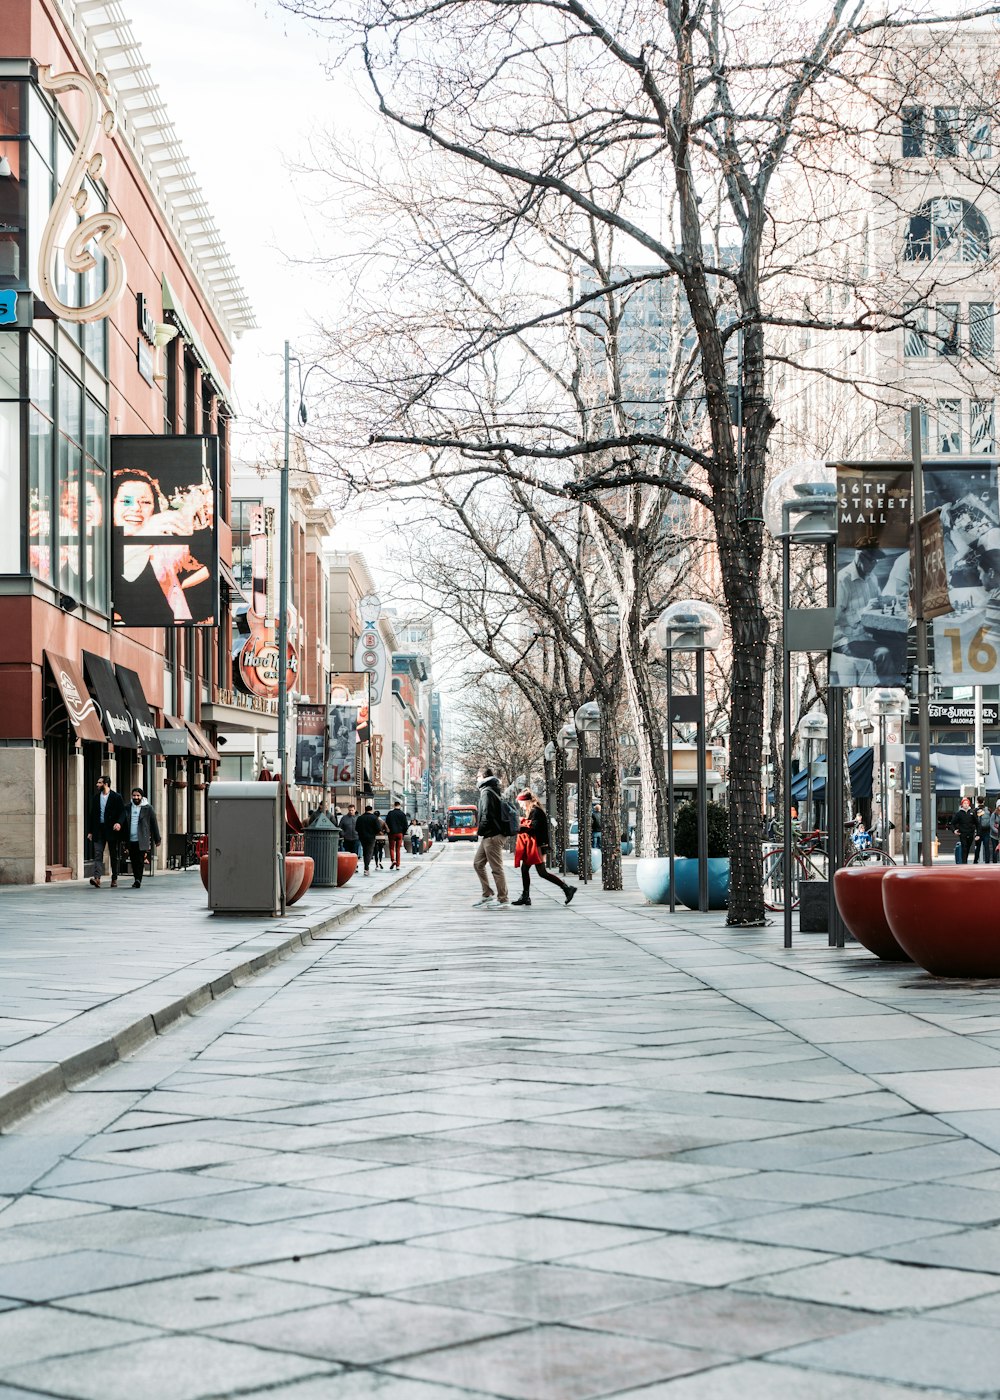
[{"x1": 908, "y1": 764, "x2": 937, "y2": 793}]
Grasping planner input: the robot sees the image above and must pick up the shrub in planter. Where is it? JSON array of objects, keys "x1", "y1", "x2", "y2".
[{"x1": 672, "y1": 801, "x2": 729, "y2": 909}]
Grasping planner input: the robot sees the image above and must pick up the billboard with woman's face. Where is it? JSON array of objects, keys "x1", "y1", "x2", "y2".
[{"x1": 110, "y1": 436, "x2": 218, "y2": 627}]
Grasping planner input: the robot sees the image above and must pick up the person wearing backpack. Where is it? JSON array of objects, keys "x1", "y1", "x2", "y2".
[{"x1": 473, "y1": 768, "x2": 510, "y2": 908}]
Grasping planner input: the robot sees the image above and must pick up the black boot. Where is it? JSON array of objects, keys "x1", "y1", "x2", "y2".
[
  {"x1": 511, "y1": 895, "x2": 531, "y2": 907},
  {"x1": 564, "y1": 886, "x2": 576, "y2": 905}
]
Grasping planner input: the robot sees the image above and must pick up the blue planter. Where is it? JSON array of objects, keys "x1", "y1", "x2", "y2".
[
  {"x1": 621, "y1": 840, "x2": 633, "y2": 857},
  {"x1": 673, "y1": 857, "x2": 730, "y2": 911},
  {"x1": 565, "y1": 847, "x2": 602, "y2": 876}
]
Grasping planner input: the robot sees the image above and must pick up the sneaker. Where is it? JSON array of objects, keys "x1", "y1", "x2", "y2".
[
  {"x1": 565, "y1": 887, "x2": 576, "y2": 906},
  {"x1": 472, "y1": 896, "x2": 495, "y2": 908},
  {"x1": 491, "y1": 901, "x2": 511, "y2": 910}
]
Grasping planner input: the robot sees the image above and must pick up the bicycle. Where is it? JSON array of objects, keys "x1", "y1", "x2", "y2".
[{"x1": 762, "y1": 829, "x2": 829, "y2": 911}]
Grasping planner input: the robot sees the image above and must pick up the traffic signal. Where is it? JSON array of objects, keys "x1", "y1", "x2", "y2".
[{"x1": 887, "y1": 764, "x2": 897, "y2": 790}]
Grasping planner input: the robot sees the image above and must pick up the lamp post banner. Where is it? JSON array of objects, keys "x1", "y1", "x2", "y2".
[
  {"x1": 294, "y1": 704, "x2": 327, "y2": 785},
  {"x1": 923, "y1": 462, "x2": 1000, "y2": 685},
  {"x1": 830, "y1": 467, "x2": 912, "y2": 687}
]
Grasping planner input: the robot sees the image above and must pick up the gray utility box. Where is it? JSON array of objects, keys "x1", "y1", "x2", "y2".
[{"x1": 207, "y1": 781, "x2": 281, "y2": 915}]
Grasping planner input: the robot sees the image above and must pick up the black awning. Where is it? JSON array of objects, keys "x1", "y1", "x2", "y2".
[
  {"x1": 82, "y1": 651, "x2": 137, "y2": 749},
  {"x1": 116, "y1": 665, "x2": 163, "y2": 755}
]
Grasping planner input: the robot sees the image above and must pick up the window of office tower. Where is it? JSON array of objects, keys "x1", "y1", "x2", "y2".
[{"x1": 905, "y1": 198, "x2": 990, "y2": 262}]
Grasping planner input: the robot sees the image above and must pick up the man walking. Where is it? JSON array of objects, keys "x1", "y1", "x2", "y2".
[
  {"x1": 125, "y1": 787, "x2": 161, "y2": 888},
  {"x1": 86, "y1": 774, "x2": 126, "y2": 889},
  {"x1": 954, "y1": 796, "x2": 977, "y2": 864},
  {"x1": 473, "y1": 767, "x2": 509, "y2": 909},
  {"x1": 338, "y1": 804, "x2": 361, "y2": 857},
  {"x1": 356, "y1": 804, "x2": 381, "y2": 876},
  {"x1": 385, "y1": 801, "x2": 409, "y2": 869}
]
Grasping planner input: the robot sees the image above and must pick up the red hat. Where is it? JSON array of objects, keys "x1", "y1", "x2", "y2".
[{"x1": 517, "y1": 790, "x2": 532, "y2": 802}]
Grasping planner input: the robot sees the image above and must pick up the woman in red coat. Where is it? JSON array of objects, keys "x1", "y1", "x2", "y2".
[{"x1": 511, "y1": 790, "x2": 576, "y2": 907}]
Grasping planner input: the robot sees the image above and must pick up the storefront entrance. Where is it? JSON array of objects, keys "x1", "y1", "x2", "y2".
[{"x1": 42, "y1": 675, "x2": 69, "y2": 871}]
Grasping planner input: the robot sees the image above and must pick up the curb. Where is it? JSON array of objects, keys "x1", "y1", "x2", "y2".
[{"x1": 0, "y1": 848, "x2": 440, "y2": 1132}]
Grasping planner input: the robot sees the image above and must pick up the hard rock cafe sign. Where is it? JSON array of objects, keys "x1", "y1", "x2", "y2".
[
  {"x1": 37, "y1": 68, "x2": 128, "y2": 324},
  {"x1": 234, "y1": 506, "x2": 298, "y2": 699}
]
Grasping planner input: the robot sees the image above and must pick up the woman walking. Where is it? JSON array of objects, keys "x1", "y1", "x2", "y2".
[{"x1": 511, "y1": 790, "x2": 576, "y2": 907}]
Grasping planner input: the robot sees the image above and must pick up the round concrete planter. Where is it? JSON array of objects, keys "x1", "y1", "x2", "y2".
[
  {"x1": 833, "y1": 866, "x2": 911, "y2": 962},
  {"x1": 882, "y1": 867, "x2": 1000, "y2": 977},
  {"x1": 673, "y1": 857, "x2": 730, "y2": 911},
  {"x1": 565, "y1": 847, "x2": 602, "y2": 877},
  {"x1": 336, "y1": 852, "x2": 359, "y2": 887},
  {"x1": 635, "y1": 856, "x2": 672, "y2": 904}
]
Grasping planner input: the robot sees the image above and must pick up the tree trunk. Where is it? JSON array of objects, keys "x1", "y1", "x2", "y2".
[
  {"x1": 620, "y1": 624, "x2": 669, "y2": 857},
  {"x1": 598, "y1": 708, "x2": 622, "y2": 891}
]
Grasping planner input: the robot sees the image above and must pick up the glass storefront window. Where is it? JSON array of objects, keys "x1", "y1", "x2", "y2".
[
  {"x1": 0, "y1": 137, "x2": 27, "y2": 289},
  {"x1": 56, "y1": 434, "x2": 82, "y2": 593},
  {"x1": 0, "y1": 335, "x2": 18, "y2": 398},
  {"x1": 0, "y1": 399, "x2": 20, "y2": 572},
  {"x1": 27, "y1": 143, "x2": 51, "y2": 301},
  {"x1": 83, "y1": 465, "x2": 106, "y2": 609},
  {"x1": 58, "y1": 367, "x2": 82, "y2": 446},
  {"x1": 29, "y1": 336, "x2": 53, "y2": 417},
  {"x1": 85, "y1": 396, "x2": 106, "y2": 465},
  {"x1": 28, "y1": 406, "x2": 52, "y2": 581}
]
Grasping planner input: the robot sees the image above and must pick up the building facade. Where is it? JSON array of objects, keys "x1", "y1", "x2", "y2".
[{"x1": 0, "y1": 0, "x2": 252, "y2": 881}]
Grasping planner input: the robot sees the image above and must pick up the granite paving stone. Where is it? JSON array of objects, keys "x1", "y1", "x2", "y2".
[{"x1": 4, "y1": 848, "x2": 1000, "y2": 1398}]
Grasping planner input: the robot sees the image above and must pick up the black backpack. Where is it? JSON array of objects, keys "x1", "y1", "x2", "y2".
[{"x1": 499, "y1": 798, "x2": 520, "y2": 837}]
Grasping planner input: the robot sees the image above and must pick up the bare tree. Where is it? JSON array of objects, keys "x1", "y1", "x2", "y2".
[{"x1": 286, "y1": 0, "x2": 1000, "y2": 923}]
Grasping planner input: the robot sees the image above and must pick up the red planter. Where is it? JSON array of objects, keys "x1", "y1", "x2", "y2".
[
  {"x1": 833, "y1": 867, "x2": 911, "y2": 962},
  {"x1": 285, "y1": 854, "x2": 314, "y2": 905},
  {"x1": 882, "y1": 867, "x2": 1000, "y2": 978},
  {"x1": 336, "y1": 852, "x2": 358, "y2": 887},
  {"x1": 200, "y1": 852, "x2": 315, "y2": 906}
]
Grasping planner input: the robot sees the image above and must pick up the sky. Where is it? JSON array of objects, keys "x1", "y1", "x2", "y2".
[{"x1": 123, "y1": 0, "x2": 395, "y2": 547}]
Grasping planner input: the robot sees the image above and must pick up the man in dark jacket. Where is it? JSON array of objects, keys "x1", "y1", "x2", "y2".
[
  {"x1": 338, "y1": 805, "x2": 360, "y2": 857},
  {"x1": 86, "y1": 774, "x2": 126, "y2": 888},
  {"x1": 955, "y1": 796, "x2": 977, "y2": 864},
  {"x1": 124, "y1": 787, "x2": 161, "y2": 888},
  {"x1": 385, "y1": 801, "x2": 409, "y2": 869},
  {"x1": 473, "y1": 769, "x2": 509, "y2": 908},
  {"x1": 355, "y1": 805, "x2": 381, "y2": 876}
]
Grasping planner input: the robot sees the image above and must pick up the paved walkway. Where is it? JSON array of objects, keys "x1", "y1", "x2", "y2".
[
  {"x1": 0, "y1": 852, "x2": 433, "y2": 1126},
  {"x1": 2, "y1": 849, "x2": 1000, "y2": 1397}
]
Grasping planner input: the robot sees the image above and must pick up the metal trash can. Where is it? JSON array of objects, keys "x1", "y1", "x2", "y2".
[{"x1": 303, "y1": 811, "x2": 341, "y2": 886}]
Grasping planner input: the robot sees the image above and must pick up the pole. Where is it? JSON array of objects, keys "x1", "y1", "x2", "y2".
[
  {"x1": 277, "y1": 340, "x2": 290, "y2": 915},
  {"x1": 579, "y1": 732, "x2": 590, "y2": 884},
  {"x1": 782, "y1": 535, "x2": 793, "y2": 948},
  {"x1": 975, "y1": 685, "x2": 984, "y2": 798},
  {"x1": 911, "y1": 406, "x2": 933, "y2": 867},
  {"x1": 322, "y1": 670, "x2": 331, "y2": 818},
  {"x1": 826, "y1": 535, "x2": 846, "y2": 947},
  {"x1": 695, "y1": 646, "x2": 709, "y2": 913},
  {"x1": 666, "y1": 650, "x2": 676, "y2": 913},
  {"x1": 879, "y1": 711, "x2": 887, "y2": 840}
]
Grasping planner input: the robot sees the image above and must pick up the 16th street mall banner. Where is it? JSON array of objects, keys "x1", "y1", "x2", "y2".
[
  {"x1": 831, "y1": 468, "x2": 913, "y2": 687},
  {"x1": 924, "y1": 462, "x2": 1000, "y2": 685}
]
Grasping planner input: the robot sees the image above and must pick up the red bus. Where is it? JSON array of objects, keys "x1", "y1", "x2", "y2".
[{"x1": 447, "y1": 804, "x2": 478, "y2": 842}]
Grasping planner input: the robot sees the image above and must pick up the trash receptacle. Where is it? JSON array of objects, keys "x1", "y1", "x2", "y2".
[
  {"x1": 207, "y1": 781, "x2": 281, "y2": 914},
  {"x1": 303, "y1": 811, "x2": 341, "y2": 886}
]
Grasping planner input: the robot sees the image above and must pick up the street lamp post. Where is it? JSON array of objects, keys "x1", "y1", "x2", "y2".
[
  {"x1": 556, "y1": 721, "x2": 578, "y2": 878},
  {"x1": 866, "y1": 687, "x2": 907, "y2": 850},
  {"x1": 799, "y1": 712, "x2": 828, "y2": 839},
  {"x1": 763, "y1": 464, "x2": 842, "y2": 949},
  {"x1": 543, "y1": 740, "x2": 560, "y2": 869},
  {"x1": 658, "y1": 601, "x2": 723, "y2": 914}
]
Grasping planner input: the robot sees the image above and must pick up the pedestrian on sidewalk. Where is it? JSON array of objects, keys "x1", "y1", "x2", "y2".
[
  {"x1": 410, "y1": 819, "x2": 424, "y2": 856},
  {"x1": 338, "y1": 805, "x2": 361, "y2": 857},
  {"x1": 472, "y1": 768, "x2": 509, "y2": 909},
  {"x1": 511, "y1": 790, "x2": 575, "y2": 907},
  {"x1": 955, "y1": 796, "x2": 977, "y2": 864},
  {"x1": 87, "y1": 775, "x2": 126, "y2": 889},
  {"x1": 125, "y1": 787, "x2": 161, "y2": 888},
  {"x1": 980, "y1": 800, "x2": 997, "y2": 862},
  {"x1": 974, "y1": 799, "x2": 991, "y2": 863},
  {"x1": 374, "y1": 811, "x2": 388, "y2": 868},
  {"x1": 356, "y1": 805, "x2": 380, "y2": 876},
  {"x1": 385, "y1": 801, "x2": 408, "y2": 869}
]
